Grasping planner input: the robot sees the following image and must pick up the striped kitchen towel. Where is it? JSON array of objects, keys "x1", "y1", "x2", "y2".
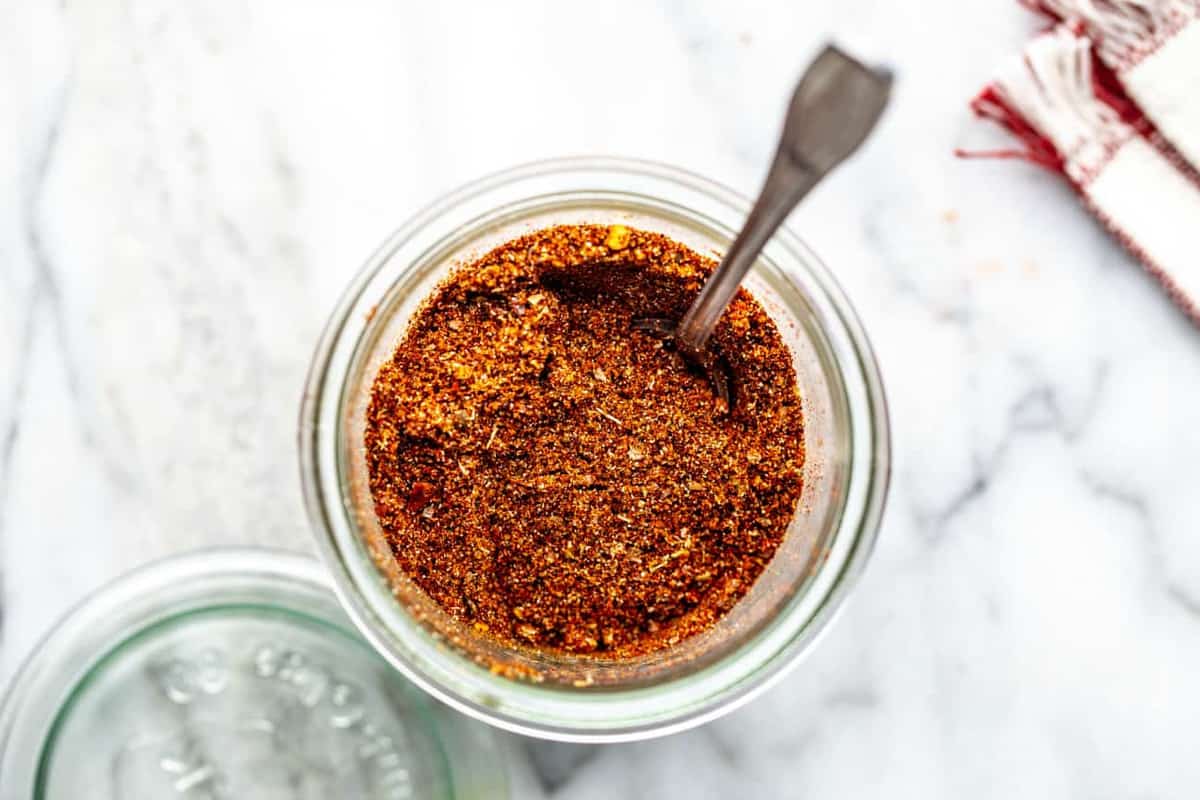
[
  {"x1": 966, "y1": 17, "x2": 1200, "y2": 325},
  {"x1": 1025, "y1": 0, "x2": 1200, "y2": 169}
]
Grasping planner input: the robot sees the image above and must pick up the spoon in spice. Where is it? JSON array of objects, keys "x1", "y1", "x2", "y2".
[{"x1": 634, "y1": 44, "x2": 892, "y2": 409}]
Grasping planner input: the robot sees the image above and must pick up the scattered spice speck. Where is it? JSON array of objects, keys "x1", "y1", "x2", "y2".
[{"x1": 605, "y1": 224, "x2": 631, "y2": 251}]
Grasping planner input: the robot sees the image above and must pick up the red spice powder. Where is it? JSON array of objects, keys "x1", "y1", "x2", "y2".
[{"x1": 365, "y1": 224, "x2": 804, "y2": 658}]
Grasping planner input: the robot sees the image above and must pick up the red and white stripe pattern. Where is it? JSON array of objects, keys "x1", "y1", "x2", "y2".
[
  {"x1": 1024, "y1": 0, "x2": 1200, "y2": 175},
  {"x1": 968, "y1": 25, "x2": 1200, "y2": 323}
]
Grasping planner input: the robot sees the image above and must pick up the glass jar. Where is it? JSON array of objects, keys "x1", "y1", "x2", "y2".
[
  {"x1": 300, "y1": 157, "x2": 890, "y2": 742},
  {"x1": 0, "y1": 549, "x2": 508, "y2": 798}
]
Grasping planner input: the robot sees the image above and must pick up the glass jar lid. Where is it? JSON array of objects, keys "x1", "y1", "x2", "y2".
[{"x1": 0, "y1": 548, "x2": 507, "y2": 799}]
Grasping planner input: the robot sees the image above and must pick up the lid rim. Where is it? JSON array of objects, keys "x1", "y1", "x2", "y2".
[
  {"x1": 0, "y1": 547, "x2": 329, "y2": 743},
  {"x1": 0, "y1": 546, "x2": 508, "y2": 798}
]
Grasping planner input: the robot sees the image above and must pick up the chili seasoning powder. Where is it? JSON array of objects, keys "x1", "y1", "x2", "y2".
[{"x1": 365, "y1": 224, "x2": 804, "y2": 658}]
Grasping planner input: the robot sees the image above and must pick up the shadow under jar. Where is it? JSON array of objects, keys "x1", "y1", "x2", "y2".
[{"x1": 300, "y1": 157, "x2": 890, "y2": 742}]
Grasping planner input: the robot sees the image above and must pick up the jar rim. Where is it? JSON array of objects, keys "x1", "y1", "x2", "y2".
[{"x1": 299, "y1": 156, "x2": 891, "y2": 742}]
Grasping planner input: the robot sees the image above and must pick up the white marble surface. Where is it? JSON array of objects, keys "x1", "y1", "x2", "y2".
[{"x1": 3, "y1": 1, "x2": 1200, "y2": 797}]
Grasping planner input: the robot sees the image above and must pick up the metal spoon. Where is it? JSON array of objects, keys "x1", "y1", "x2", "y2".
[{"x1": 634, "y1": 44, "x2": 892, "y2": 409}]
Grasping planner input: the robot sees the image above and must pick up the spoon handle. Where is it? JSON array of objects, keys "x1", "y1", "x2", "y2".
[
  {"x1": 675, "y1": 45, "x2": 892, "y2": 353},
  {"x1": 674, "y1": 156, "x2": 823, "y2": 352}
]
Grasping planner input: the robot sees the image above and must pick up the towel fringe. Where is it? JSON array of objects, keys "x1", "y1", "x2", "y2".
[
  {"x1": 1022, "y1": 0, "x2": 1198, "y2": 68},
  {"x1": 989, "y1": 27, "x2": 1133, "y2": 183}
]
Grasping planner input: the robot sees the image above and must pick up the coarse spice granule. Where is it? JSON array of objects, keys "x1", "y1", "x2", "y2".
[{"x1": 365, "y1": 224, "x2": 804, "y2": 659}]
